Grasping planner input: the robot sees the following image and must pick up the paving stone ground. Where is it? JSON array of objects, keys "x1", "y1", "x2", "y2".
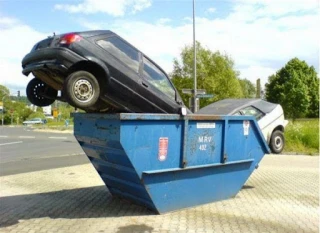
[{"x1": 0, "y1": 154, "x2": 318, "y2": 233}]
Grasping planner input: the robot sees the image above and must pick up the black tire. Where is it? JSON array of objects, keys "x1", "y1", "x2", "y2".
[
  {"x1": 64, "y1": 71, "x2": 100, "y2": 109},
  {"x1": 269, "y1": 130, "x2": 285, "y2": 154},
  {"x1": 26, "y1": 78, "x2": 57, "y2": 107}
]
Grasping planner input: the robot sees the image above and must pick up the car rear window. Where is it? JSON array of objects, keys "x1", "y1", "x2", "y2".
[
  {"x1": 32, "y1": 38, "x2": 53, "y2": 51},
  {"x1": 240, "y1": 106, "x2": 264, "y2": 120},
  {"x1": 96, "y1": 37, "x2": 139, "y2": 73}
]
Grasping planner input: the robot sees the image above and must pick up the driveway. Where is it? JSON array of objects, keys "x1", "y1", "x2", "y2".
[{"x1": 0, "y1": 154, "x2": 318, "y2": 233}]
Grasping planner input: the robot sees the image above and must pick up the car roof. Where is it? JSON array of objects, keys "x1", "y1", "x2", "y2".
[
  {"x1": 77, "y1": 30, "x2": 113, "y2": 37},
  {"x1": 197, "y1": 98, "x2": 278, "y2": 115},
  {"x1": 76, "y1": 30, "x2": 170, "y2": 75}
]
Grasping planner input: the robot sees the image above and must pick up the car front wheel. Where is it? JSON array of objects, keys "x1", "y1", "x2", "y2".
[
  {"x1": 26, "y1": 78, "x2": 57, "y2": 107},
  {"x1": 269, "y1": 130, "x2": 285, "y2": 154},
  {"x1": 64, "y1": 71, "x2": 100, "y2": 109}
]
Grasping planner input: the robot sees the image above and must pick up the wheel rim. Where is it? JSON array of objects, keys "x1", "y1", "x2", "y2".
[
  {"x1": 73, "y1": 79, "x2": 94, "y2": 103},
  {"x1": 274, "y1": 136, "x2": 283, "y2": 150},
  {"x1": 33, "y1": 83, "x2": 45, "y2": 100}
]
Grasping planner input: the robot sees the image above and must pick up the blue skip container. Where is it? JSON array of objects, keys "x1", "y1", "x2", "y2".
[{"x1": 74, "y1": 113, "x2": 270, "y2": 214}]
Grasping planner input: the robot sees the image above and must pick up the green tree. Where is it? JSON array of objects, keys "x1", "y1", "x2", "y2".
[
  {"x1": 306, "y1": 69, "x2": 319, "y2": 118},
  {"x1": 3, "y1": 100, "x2": 33, "y2": 124},
  {"x1": 0, "y1": 84, "x2": 37, "y2": 124},
  {"x1": 282, "y1": 72, "x2": 309, "y2": 119},
  {"x1": 36, "y1": 106, "x2": 44, "y2": 113},
  {"x1": 58, "y1": 102, "x2": 74, "y2": 120},
  {"x1": 27, "y1": 111, "x2": 46, "y2": 119},
  {"x1": 170, "y1": 42, "x2": 243, "y2": 109},
  {"x1": 239, "y1": 79, "x2": 256, "y2": 98},
  {"x1": 265, "y1": 58, "x2": 319, "y2": 119},
  {"x1": 0, "y1": 85, "x2": 10, "y2": 99}
]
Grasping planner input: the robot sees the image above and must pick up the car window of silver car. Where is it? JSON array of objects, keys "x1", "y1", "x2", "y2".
[
  {"x1": 240, "y1": 106, "x2": 264, "y2": 120},
  {"x1": 142, "y1": 57, "x2": 175, "y2": 99},
  {"x1": 96, "y1": 37, "x2": 140, "y2": 73}
]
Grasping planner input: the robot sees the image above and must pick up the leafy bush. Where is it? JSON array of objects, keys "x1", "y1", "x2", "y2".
[
  {"x1": 2, "y1": 101, "x2": 33, "y2": 124},
  {"x1": 284, "y1": 119, "x2": 319, "y2": 155},
  {"x1": 27, "y1": 112, "x2": 46, "y2": 120}
]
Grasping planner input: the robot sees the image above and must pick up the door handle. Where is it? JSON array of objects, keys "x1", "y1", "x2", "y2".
[{"x1": 142, "y1": 81, "x2": 148, "y2": 87}]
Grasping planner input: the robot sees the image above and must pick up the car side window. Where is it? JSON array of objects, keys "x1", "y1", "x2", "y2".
[
  {"x1": 241, "y1": 106, "x2": 264, "y2": 120},
  {"x1": 142, "y1": 57, "x2": 175, "y2": 99},
  {"x1": 96, "y1": 37, "x2": 139, "y2": 73}
]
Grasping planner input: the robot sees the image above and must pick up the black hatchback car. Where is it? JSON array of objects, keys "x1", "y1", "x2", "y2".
[{"x1": 22, "y1": 30, "x2": 187, "y2": 114}]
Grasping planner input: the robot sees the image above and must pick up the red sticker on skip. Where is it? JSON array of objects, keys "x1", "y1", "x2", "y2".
[{"x1": 158, "y1": 137, "x2": 168, "y2": 161}]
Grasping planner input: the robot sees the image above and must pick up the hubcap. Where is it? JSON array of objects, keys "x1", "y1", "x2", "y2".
[
  {"x1": 274, "y1": 136, "x2": 283, "y2": 149},
  {"x1": 73, "y1": 79, "x2": 94, "y2": 103}
]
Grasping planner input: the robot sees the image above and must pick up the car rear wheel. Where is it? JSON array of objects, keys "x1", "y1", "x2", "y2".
[
  {"x1": 26, "y1": 78, "x2": 57, "y2": 107},
  {"x1": 64, "y1": 71, "x2": 100, "y2": 109},
  {"x1": 269, "y1": 130, "x2": 285, "y2": 154}
]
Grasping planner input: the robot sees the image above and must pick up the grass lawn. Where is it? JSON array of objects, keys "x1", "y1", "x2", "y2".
[
  {"x1": 284, "y1": 119, "x2": 319, "y2": 155},
  {"x1": 29, "y1": 119, "x2": 74, "y2": 131}
]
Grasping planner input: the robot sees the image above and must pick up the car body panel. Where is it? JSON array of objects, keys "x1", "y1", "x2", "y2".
[
  {"x1": 257, "y1": 105, "x2": 288, "y2": 143},
  {"x1": 197, "y1": 98, "x2": 278, "y2": 115},
  {"x1": 198, "y1": 99, "x2": 288, "y2": 144},
  {"x1": 23, "y1": 118, "x2": 45, "y2": 125}
]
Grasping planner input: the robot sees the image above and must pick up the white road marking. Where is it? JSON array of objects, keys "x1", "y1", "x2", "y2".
[
  {"x1": 0, "y1": 141, "x2": 23, "y2": 146},
  {"x1": 36, "y1": 152, "x2": 86, "y2": 160},
  {"x1": 19, "y1": 136, "x2": 35, "y2": 139},
  {"x1": 0, "y1": 136, "x2": 8, "y2": 138},
  {"x1": 3, "y1": 152, "x2": 86, "y2": 163},
  {"x1": 48, "y1": 137, "x2": 68, "y2": 139}
]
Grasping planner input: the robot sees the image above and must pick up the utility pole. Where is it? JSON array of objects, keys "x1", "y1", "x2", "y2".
[
  {"x1": 256, "y1": 79, "x2": 261, "y2": 98},
  {"x1": 192, "y1": 0, "x2": 197, "y2": 113}
]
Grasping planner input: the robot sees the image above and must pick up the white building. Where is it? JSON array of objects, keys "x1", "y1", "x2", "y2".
[{"x1": 42, "y1": 105, "x2": 52, "y2": 115}]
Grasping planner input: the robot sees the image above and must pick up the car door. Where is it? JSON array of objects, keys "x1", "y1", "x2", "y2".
[{"x1": 95, "y1": 36, "x2": 148, "y2": 111}]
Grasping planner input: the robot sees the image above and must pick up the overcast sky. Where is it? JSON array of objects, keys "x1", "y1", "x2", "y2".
[{"x1": 0, "y1": 0, "x2": 319, "y2": 95}]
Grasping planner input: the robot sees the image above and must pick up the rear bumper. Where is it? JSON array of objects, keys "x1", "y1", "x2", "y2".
[{"x1": 22, "y1": 47, "x2": 86, "y2": 76}]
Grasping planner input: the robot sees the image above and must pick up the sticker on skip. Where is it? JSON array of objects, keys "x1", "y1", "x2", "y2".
[
  {"x1": 197, "y1": 123, "x2": 216, "y2": 129},
  {"x1": 158, "y1": 137, "x2": 168, "y2": 161},
  {"x1": 243, "y1": 120, "x2": 250, "y2": 136}
]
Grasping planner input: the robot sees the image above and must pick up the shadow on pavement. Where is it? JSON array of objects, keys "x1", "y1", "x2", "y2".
[
  {"x1": 0, "y1": 186, "x2": 154, "y2": 227},
  {"x1": 0, "y1": 154, "x2": 88, "y2": 176},
  {"x1": 242, "y1": 185, "x2": 254, "y2": 189},
  {"x1": 116, "y1": 224, "x2": 154, "y2": 233}
]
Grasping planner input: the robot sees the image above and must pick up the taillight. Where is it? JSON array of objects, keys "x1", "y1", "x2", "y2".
[{"x1": 59, "y1": 33, "x2": 82, "y2": 45}]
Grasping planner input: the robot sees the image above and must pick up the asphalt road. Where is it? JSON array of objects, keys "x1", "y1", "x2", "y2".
[{"x1": 0, "y1": 126, "x2": 88, "y2": 176}]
